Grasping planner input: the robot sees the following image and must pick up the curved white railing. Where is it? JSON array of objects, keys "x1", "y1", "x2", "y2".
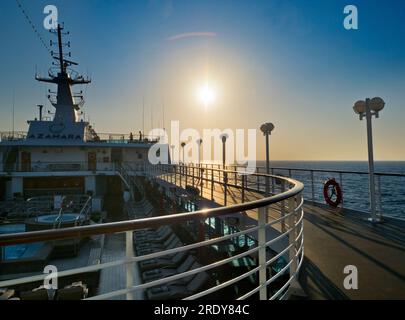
[{"x1": 0, "y1": 164, "x2": 304, "y2": 300}]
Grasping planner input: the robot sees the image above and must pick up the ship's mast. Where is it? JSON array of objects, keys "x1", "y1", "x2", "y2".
[
  {"x1": 57, "y1": 24, "x2": 65, "y2": 74},
  {"x1": 35, "y1": 24, "x2": 91, "y2": 123}
]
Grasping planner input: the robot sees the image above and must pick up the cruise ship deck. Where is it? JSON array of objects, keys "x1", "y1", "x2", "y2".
[
  {"x1": 1, "y1": 162, "x2": 404, "y2": 300},
  {"x1": 154, "y1": 167, "x2": 405, "y2": 300}
]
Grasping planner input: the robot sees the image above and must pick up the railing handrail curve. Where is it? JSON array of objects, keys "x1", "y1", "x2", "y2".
[{"x1": 0, "y1": 169, "x2": 303, "y2": 246}]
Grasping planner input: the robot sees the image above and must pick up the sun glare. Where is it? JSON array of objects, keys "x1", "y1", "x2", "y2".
[{"x1": 198, "y1": 84, "x2": 216, "y2": 107}]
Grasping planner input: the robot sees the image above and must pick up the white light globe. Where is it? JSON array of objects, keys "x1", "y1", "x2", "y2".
[
  {"x1": 353, "y1": 100, "x2": 366, "y2": 114},
  {"x1": 369, "y1": 97, "x2": 385, "y2": 112},
  {"x1": 260, "y1": 123, "x2": 275, "y2": 135}
]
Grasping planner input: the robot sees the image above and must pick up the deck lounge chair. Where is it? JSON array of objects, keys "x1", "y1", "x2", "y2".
[
  {"x1": 142, "y1": 255, "x2": 198, "y2": 282},
  {"x1": 146, "y1": 272, "x2": 210, "y2": 300},
  {"x1": 56, "y1": 282, "x2": 88, "y2": 300},
  {"x1": 0, "y1": 289, "x2": 15, "y2": 300},
  {"x1": 136, "y1": 237, "x2": 183, "y2": 256},
  {"x1": 136, "y1": 233, "x2": 178, "y2": 248},
  {"x1": 135, "y1": 234, "x2": 181, "y2": 253},
  {"x1": 139, "y1": 251, "x2": 188, "y2": 271},
  {"x1": 20, "y1": 287, "x2": 49, "y2": 300},
  {"x1": 135, "y1": 226, "x2": 170, "y2": 237},
  {"x1": 134, "y1": 227, "x2": 173, "y2": 243}
]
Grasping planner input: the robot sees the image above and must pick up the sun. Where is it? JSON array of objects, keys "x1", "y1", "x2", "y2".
[{"x1": 198, "y1": 84, "x2": 216, "y2": 107}]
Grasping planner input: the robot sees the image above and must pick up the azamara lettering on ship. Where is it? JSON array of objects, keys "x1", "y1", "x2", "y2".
[{"x1": 28, "y1": 134, "x2": 83, "y2": 140}]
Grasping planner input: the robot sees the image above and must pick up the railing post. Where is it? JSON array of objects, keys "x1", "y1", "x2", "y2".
[
  {"x1": 200, "y1": 168, "x2": 204, "y2": 195},
  {"x1": 288, "y1": 196, "x2": 298, "y2": 279},
  {"x1": 179, "y1": 165, "x2": 182, "y2": 188},
  {"x1": 241, "y1": 174, "x2": 245, "y2": 203},
  {"x1": 265, "y1": 174, "x2": 270, "y2": 196},
  {"x1": 311, "y1": 171, "x2": 315, "y2": 202},
  {"x1": 224, "y1": 172, "x2": 228, "y2": 206},
  {"x1": 126, "y1": 231, "x2": 134, "y2": 300},
  {"x1": 258, "y1": 206, "x2": 267, "y2": 300},
  {"x1": 281, "y1": 180, "x2": 286, "y2": 232},
  {"x1": 377, "y1": 175, "x2": 383, "y2": 218},
  {"x1": 339, "y1": 172, "x2": 344, "y2": 209},
  {"x1": 211, "y1": 169, "x2": 214, "y2": 200},
  {"x1": 192, "y1": 166, "x2": 195, "y2": 187}
]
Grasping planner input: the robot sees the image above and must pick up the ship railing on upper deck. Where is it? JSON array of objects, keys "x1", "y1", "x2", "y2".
[
  {"x1": 0, "y1": 131, "x2": 28, "y2": 142},
  {"x1": 0, "y1": 161, "x2": 147, "y2": 173},
  {"x1": 1, "y1": 159, "x2": 403, "y2": 219},
  {"x1": 0, "y1": 131, "x2": 160, "y2": 144},
  {"x1": 194, "y1": 163, "x2": 405, "y2": 220},
  {"x1": 0, "y1": 165, "x2": 304, "y2": 300},
  {"x1": 86, "y1": 132, "x2": 160, "y2": 144}
]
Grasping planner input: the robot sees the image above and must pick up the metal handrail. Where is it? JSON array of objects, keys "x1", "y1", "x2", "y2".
[
  {"x1": 75, "y1": 196, "x2": 92, "y2": 226},
  {"x1": 0, "y1": 164, "x2": 304, "y2": 301},
  {"x1": 0, "y1": 172, "x2": 302, "y2": 246},
  {"x1": 0, "y1": 165, "x2": 304, "y2": 240}
]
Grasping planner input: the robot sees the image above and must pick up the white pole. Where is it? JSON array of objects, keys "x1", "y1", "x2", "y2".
[
  {"x1": 365, "y1": 98, "x2": 378, "y2": 222},
  {"x1": 258, "y1": 206, "x2": 267, "y2": 300},
  {"x1": 126, "y1": 231, "x2": 134, "y2": 300},
  {"x1": 198, "y1": 144, "x2": 201, "y2": 167},
  {"x1": 265, "y1": 133, "x2": 270, "y2": 195}
]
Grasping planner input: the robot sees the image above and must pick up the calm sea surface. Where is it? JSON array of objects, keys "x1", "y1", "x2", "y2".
[{"x1": 255, "y1": 161, "x2": 405, "y2": 220}]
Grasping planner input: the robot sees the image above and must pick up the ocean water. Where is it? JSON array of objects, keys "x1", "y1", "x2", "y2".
[{"x1": 255, "y1": 161, "x2": 405, "y2": 220}]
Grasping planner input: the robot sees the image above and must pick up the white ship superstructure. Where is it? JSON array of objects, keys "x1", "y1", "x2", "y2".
[{"x1": 0, "y1": 25, "x2": 156, "y2": 200}]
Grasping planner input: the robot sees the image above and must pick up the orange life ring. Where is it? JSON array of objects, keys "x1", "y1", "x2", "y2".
[{"x1": 323, "y1": 178, "x2": 343, "y2": 208}]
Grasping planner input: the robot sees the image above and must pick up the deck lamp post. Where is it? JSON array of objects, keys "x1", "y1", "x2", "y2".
[
  {"x1": 353, "y1": 97, "x2": 385, "y2": 223},
  {"x1": 260, "y1": 122, "x2": 275, "y2": 195},
  {"x1": 181, "y1": 142, "x2": 186, "y2": 164},
  {"x1": 196, "y1": 139, "x2": 203, "y2": 167},
  {"x1": 220, "y1": 134, "x2": 228, "y2": 169}
]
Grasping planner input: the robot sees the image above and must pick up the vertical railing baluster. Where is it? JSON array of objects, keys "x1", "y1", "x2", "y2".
[
  {"x1": 377, "y1": 175, "x2": 383, "y2": 218},
  {"x1": 211, "y1": 169, "x2": 214, "y2": 200},
  {"x1": 339, "y1": 172, "x2": 344, "y2": 209},
  {"x1": 224, "y1": 172, "x2": 228, "y2": 206},
  {"x1": 200, "y1": 168, "x2": 204, "y2": 196},
  {"x1": 258, "y1": 206, "x2": 267, "y2": 300},
  {"x1": 126, "y1": 231, "x2": 134, "y2": 300},
  {"x1": 281, "y1": 180, "x2": 286, "y2": 232},
  {"x1": 311, "y1": 171, "x2": 315, "y2": 202},
  {"x1": 288, "y1": 196, "x2": 298, "y2": 284},
  {"x1": 241, "y1": 174, "x2": 245, "y2": 203}
]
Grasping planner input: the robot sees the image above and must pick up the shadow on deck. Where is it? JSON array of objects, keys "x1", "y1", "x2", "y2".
[{"x1": 301, "y1": 203, "x2": 405, "y2": 300}]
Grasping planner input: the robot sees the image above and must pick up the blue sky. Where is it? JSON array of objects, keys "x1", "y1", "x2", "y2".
[{"x1": 1, "y1": 0, "x2": 405, "y2": 160}]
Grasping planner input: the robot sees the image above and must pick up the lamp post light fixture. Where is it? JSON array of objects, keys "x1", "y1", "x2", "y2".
[
  {"x1": 180, "y1": 142, "x2": 186, "y2": 164},
  {"x1": 220, "y1": 133, "x2": 228, "y2": 169},
  {"x1": 353, "y1": 97, "x2": 385, "y2": 223},
  {"x1": 196, "y1": 139, "x2": 203, "y2": 167},
  {"x1": 260, "y1": 122, "x2": 275, "y2": 195}
]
